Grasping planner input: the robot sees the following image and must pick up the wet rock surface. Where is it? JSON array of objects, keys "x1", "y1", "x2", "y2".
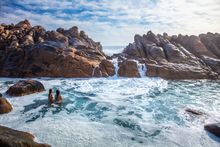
[
  {"x1": 6, "y1": 80, "x2": 45, "y2": 96},
  {"x1": 0, "y1": 125, "x2": 50, "y2": 147},
  {"x1": 0, "y1": 97, "x2": 12, "y2": 114},
  {"x1": 118, "y1": 60, "x2": 140, "y2": 77},
  {"x1": 204, "y1": 123, "x2": 220, "y2": 138},
  {"x1": 185, "y1": 108, "x2": 203, "y2": 116},
  {"x1": 114, "y1": 31, "x2": 220, "y2": 79}
]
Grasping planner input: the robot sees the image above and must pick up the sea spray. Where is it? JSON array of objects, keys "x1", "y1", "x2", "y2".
[
  {"x1": 137, "y1": 62, "x2": 147, "y2": 78},
  {"x1": 112, "y1": 58, "x2": 119, "y2": 78},
  {"x1": 133, "y1": 60, "x2": 147, "y2": 77}
]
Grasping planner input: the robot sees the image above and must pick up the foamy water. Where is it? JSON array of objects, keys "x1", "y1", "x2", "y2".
[{"x1": 0, "y1": 77, "x2": 220, "y2": 147}]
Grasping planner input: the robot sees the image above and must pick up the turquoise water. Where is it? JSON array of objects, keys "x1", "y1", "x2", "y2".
[{"x1": 0, "y1": 77, "x2": 220, "y2": 147}]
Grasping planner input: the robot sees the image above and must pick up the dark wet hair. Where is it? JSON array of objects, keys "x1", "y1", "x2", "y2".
[
  {"x1": 56, "y1": 90, "x2": 60, "y2": 96},
  {"x1": 49, "y1": 89, "x2": 52, "y2": 94}
]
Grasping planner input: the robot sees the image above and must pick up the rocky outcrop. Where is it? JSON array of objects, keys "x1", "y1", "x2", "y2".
[
  {"x1": 6, "y1": 80, "x2": 45, "y2": 96},
  {"x1": 118, "y1": 60, "x2": 140, "y2": 77},
  {"x1": 204, "y1": 123, "x2": 220, "y2": 137},
  {"x1": 99, "y1": 59, "x2": 115, "y2": 77},
  {"x1": 0, "y1": 125, "x2": 50, "y2": 147},
  {"x1": 115, "y1": 31, "x2": 220, "y2": 79},
  {"x1": 0, "y1": 20, "x2": 114, "y2": 78},
  {"x1": 0, "y1": 98, "x2": 12, "y2": 114}
]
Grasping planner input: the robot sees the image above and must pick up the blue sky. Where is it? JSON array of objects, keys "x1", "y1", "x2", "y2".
[{"x1": 0, "y1": 0, "x2": 220, "y2": 46}]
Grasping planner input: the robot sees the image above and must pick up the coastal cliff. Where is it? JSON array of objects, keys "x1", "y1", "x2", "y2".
[
  {"x1": 1, "y1": 20, "x2": 220, "y2": 79},
  {"x1": 114, "y1": 31, "x2": 220, "y2": 79},
  {"x1": 0, "y1": 20, "x2": 114, "y2": 77}
]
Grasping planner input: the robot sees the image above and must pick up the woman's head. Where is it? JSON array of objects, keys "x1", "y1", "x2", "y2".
[
  {"x1": 49, "y1": 89, "x2": 52, "y2": 94},
  {"x1": 56, "y1": 90, "x2": 60, "y2": 96}
]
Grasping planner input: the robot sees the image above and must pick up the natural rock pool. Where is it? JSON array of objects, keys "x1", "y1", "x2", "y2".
[{"x1": 0, "y1": 77, "x2": 220, "y2": 147}]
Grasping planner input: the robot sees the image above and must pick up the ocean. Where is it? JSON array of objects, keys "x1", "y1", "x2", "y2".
[
  {"x1": 0, "y1": 46, "x2": 219, "y2": 147},
  {"x1": 103, "y1": 46, "x2": 125, "y2": 56}
]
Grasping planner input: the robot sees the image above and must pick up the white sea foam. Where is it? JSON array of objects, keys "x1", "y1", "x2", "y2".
[
  {"x1": 112, "y1": 58, "x2": 119, "y2": 78},
  {"x1": 0, "y1": 78, "x2": 220, "y2": 147}
]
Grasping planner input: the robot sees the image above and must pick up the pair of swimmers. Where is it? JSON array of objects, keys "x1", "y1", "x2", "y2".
[{"x1": 48, "y1": 89, "x2": 63, "y2": 104}]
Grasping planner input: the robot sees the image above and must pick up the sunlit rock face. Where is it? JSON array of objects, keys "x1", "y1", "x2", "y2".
[
  {"x1": 115, "y1": 31, "x2": 220, "y2": 79},
  {"x1": 0, "y1": 20, "x2": 114, "y2": 78},
  {"x1": 0, "y1": 125, "x2": 51, "y2": 147}
]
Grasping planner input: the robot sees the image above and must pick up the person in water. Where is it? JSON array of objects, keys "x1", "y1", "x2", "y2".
[
  {"x1": 55, "y1": 90, "x2": 63, "y2": 104},
  {"x1": 48, "y1": 89, "x2": 54, "y2": 104}
]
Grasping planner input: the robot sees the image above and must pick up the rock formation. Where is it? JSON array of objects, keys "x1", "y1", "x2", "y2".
[
  {"x1": 204, "y1": 123, "x2": 220, "y2": 137},
  {"x1": 0, "y1": 20, "x2": 114, "y2": 77},
  {"x1": 0, "y1": 97, "x2": 12, "y2": 114},
  {"x1": 114, "y1": 31, "x2": 220, "y2": 79},
  {"x1": 0, "y1": 125, "x2": 50, "y2": 147},
  {"x1": 118, "y1": 60, "x2": 140, "y2": 77},
  {"x1": 185, "y1": 108, "x2": 203, "y2": 116},
  {"x1": 1, "y1": 20, "x2": 220, "y2": 79},
  {"x1": 6, "y1": 80, "x2": 45, "y2": 96}
]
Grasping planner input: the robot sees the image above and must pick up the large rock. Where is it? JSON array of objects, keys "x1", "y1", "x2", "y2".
[
  {"x1": 200, "y1": 33, "x2": 220, "y2": 59},
  {"x1": 147, "y1": 45, "x2": 166, "y2": 62},
  {"x1": 0, "y1": 125, "x2": 50, "y2": 147},
  {"x1": 117, "y1": 31, "x2": 220, "y2": 79},
  {"x1": 118, "y1": 60, "x2": 140, "y2": 77},
  {"x1": 0, "y1": 20, "x2": 111, "y2": 78},
  {"x1": 14, "y1": 19, "x2": 32, "y2": 30},
  {"x1": 22, "y1": 42, "x2": 94, "y2": 77},
  {"x1": 6, "y1": 80, "x2": 45, "y2": 96},
  {"x1": 176, "y1": 35, "x2": 217, "y2": 58},
  {"x1": 202, "y1": 56, "x2": 220, "y2": 74},
  {"x1": 0, "y1": 98, "x2": 12, "y2": 114},
  {"x1": 204, "y1": 123, "x2": 220, "y2": 137},
  {"x1": 99, "y1": 59, "x2": 115, "y2": 77},
  {"x1": 44, "y1": 31, "x2": 69, "y2": 46},
  {"x1": 146, "y1": 63, "x2": 216, "y2": 79}
]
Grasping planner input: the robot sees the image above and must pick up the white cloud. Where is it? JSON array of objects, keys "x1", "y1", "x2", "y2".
[{"x1": 0, "y1": 0, "x2": 220, "y2": 46}]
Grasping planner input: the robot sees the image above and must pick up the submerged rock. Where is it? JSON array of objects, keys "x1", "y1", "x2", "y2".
[
  {"x1": 0, "y1": 125, "x2": 50, "y2": 147},
  {"x1": 204, "y1": 123, "x2": 220, "y2": 137},
  {"x1": 0, "y1": 98, "x2": 12, "y2": 114},
  {"x1": 6, "y1": 80, "x2": 45, "y2": 96},
  {"x1": 185, "y1": 108, "x2": 203, "y2": 115}
]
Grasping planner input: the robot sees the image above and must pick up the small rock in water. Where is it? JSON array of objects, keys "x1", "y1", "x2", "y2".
[
  {"x1": 204, "y1": 123, "x2": 220, "y2": 137},
  {"x1": 6, "y1": 80, "x2": 45, "y2": 97},
  {"x1": 0, "y1": 97, "x2": 13, "y2": 114},
  {"x1": 0, "y1": 93, "x2": 2, "y2": 97},
  {"x1": 185, "y1": 108, "x2": 203, "y2": 115}
]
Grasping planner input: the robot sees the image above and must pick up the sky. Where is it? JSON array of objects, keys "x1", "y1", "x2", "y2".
[{"x1": 0, "y1": 0, "x2": 220, "y2": 46}]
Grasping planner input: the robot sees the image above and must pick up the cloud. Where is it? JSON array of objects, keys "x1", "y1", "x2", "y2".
[{"x1": 0, "y1": 0, "x2": 220, "y2": 46}]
